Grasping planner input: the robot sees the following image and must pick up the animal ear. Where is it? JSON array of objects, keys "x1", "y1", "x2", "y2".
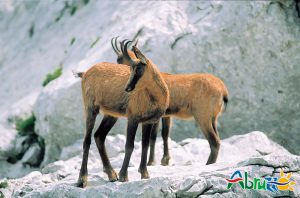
[
  {"x1": 132, "y1": 46, "x2": 147, "y2": 65},
  {"x1": 133, "y1": 39, "x2": 138, "y2": 47}
]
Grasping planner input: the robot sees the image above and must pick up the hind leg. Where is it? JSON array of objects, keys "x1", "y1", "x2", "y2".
[
  {"x1": 94, "y1": 115, "x2": 118, "y2": 182},
  {"x1": 161, "y1": 117, "x2": 171, "y2": 166},
  {"x1": 77, "y1": 106, "x2": 98, "y2": 188},
  {"x1": 205, "y1": 125, "x2": 220, "y2": 165},
  {"x1": 195, "y1": 115, "x2": 220, "y2": 165}
]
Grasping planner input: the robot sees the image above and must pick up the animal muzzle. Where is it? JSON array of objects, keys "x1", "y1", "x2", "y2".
[{"x1": 125, "y1": 85, "x2": 135, "y2": 92}]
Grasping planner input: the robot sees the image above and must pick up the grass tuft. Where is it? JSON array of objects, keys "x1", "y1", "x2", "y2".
[
  {"x1": 15, "y1": 114, "x2": 36, "y2": 136},
  {"x1": 83, "y1": 0, "x2": 89, "y2": 5},
  {"x1": 70, "y1": 5, "x2": 77, "y2": 16},
  {"x1": 70, "y1": 37, "x2": 76, "y2": 46},
  {"x1": 42, "y1": 67, "x2": 63, "y2": 87},
  {"x1": 29, "y1": 24, "x2": 34, "y2": 38},
  {"x1": 0, "y1": 180, "x2": 8, "y2": 189}
]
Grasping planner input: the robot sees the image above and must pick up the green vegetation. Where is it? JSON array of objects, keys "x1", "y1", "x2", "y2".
[
  {"x1": 0, "y1": 179, "x2": 8, "y2": 188},
  {"x1": 90, "y1": 37, "x2": 100, "y2": 48},
  {"x1": 15, "y1": 114, "x2": 36, "y2": 136},
  {"x1": 42, "y1": 67, "x2": 63, "y2": 87},
  {"x1": 55, "y1": 0, "x2": 89, "y2": 22},
  {"x1": 0, "y1": 191, "x2": 4, "y2": 198},
  {"x1": 70, "y1": 37, "x2": 76, "y2": 46},
  {"x1": 69, "y1": 4, "x2": 77, "y2": 16},
  {"x1": 11, "y1": 115, "x2": 45, "y2": 166},
  {"x1": 29, "y1": 24, "x2": 34, "y2": 38}
]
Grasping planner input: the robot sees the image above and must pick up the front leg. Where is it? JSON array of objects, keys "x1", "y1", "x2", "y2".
[
  {"x1": 139, "y1": 123, "x2": 157, "y2": 179},
  {"x1": 119, "y1": 118, "x2": 139, "y2": 182}
]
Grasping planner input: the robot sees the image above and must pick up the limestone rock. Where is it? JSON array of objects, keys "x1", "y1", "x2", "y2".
[
  {"x1": 0, "y1": 125, "x2": 17, "y2": 161},
  {"x1": 21, "y1": 143, "x2": 43, "y2": 167},
  {"x1": 3, "y1": 132, "x2": 300, "y2": 197}
]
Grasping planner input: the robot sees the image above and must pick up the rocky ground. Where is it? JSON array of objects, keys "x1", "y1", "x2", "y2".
[{"x1": 1, "y1": 132, "x2": 299, "y2": 198}]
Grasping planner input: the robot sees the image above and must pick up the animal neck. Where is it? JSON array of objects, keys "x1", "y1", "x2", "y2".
[{"x1": 144, "y1": 61, "x2": 169, "y2": 107}]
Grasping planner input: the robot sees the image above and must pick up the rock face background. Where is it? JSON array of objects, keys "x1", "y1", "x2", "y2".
[{"x1": 0, "y1": 0, "x2": 300, "y2": 197}]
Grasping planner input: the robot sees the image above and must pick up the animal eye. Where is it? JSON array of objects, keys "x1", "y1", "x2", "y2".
[{"x1": 136, "y1": 68, "x2": 143, "y2": 75}]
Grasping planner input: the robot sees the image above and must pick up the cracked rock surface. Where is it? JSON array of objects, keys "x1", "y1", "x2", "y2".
[{"x1": 1, "y1": 132, "x2": 299, "y2": 197}]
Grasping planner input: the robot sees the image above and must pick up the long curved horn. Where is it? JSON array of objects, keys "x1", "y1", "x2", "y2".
[
  {"x1": 114, "y1": 36, "x2": 121, "y2": 53},
  {"x1": 122, "y1": 40, "x2": 135, "y2": 65},
  {"x1": 111, "y1": 36, "x2": 121, "y2": 55},
  {"x1": 132, "y1": 45, "x2": 147, "y2": 64},
  {"x1": 120, "y1": 39, "x2": 128, "y2": 54}
]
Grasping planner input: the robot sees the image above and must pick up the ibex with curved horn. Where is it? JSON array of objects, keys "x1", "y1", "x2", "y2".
[
  {"x1": 76, "y1": 40, "x2": 169, "y2": 187},
  {"x1": 111, "y1": 37, "x2": 229, "y2": 166}
]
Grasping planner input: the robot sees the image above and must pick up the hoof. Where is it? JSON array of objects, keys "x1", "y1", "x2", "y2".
[
  {"x1": 141, "y1": 171, "x2": 150, "y2": 179},
  {"x1": 138, "y1": 167, "x2": 150, "y2": 179},
  {"x1": 147, "y1": 160, "x2": 155, "y2": 166},
  {"x1": 76, "y1": 176, "x2": 87, "y2": 188},
  {"x1": 107, "y1": 169, "x2": 118, "y2": 182},
  {"x1": 161, "y1": 156, "x2": 170, "y2": 166},
  {"x1": 118, "y1": 172, "x2": 128, "y2": 182}
]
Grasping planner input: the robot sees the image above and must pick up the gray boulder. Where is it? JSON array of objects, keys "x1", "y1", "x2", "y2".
[
  {"x1": 33, "y1": 77, "x2": 85, "y2": 165},
  {"x1": 21, "y1": 143, "x2": 43, "y2": 167},
  {"x1": 0, "y1": 92, "x2": 39, "y2": 161},
  {"x1": 0, "y1": 125, "x2": 17, "y2": 161}
]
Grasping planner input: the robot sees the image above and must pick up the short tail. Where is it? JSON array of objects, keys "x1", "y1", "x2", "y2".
[
  {"x1": 223, "y1": 96, "x2": 228, "y2": 112},
  {"x1": 72, "y1": 70, "x2": 84, "y2": 78}
]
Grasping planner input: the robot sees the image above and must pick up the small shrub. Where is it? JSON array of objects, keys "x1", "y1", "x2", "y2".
[
  {"x1": 15, "y1": 114, "x2": 36, "y2": 136},
  {"x1": 70, "y1": 37, "x2": 76, "y2": 46},
  {"x1": 55, "y1": 0, "x2": 88, "y2": 22},
  {"x1": 70, "y1": 5, "x2": 77, "y2": 16},
  {"x1": 0, "y1": 179, "x2": 8, "y2": 188},
  {"x1": 83, "y1": 0, "x2": 89, "y2": 5},
  {"x1": 42, "y1": 67, "x2": 63, "y2": 87}
]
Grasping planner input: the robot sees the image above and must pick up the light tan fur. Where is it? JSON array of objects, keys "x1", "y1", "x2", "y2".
[
  {"x1": 163, "y1": 73, "x2": 227, "y2": 120},
  {"x1": 81, "y1": 62, "x2": 169, "y2": 120}
]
